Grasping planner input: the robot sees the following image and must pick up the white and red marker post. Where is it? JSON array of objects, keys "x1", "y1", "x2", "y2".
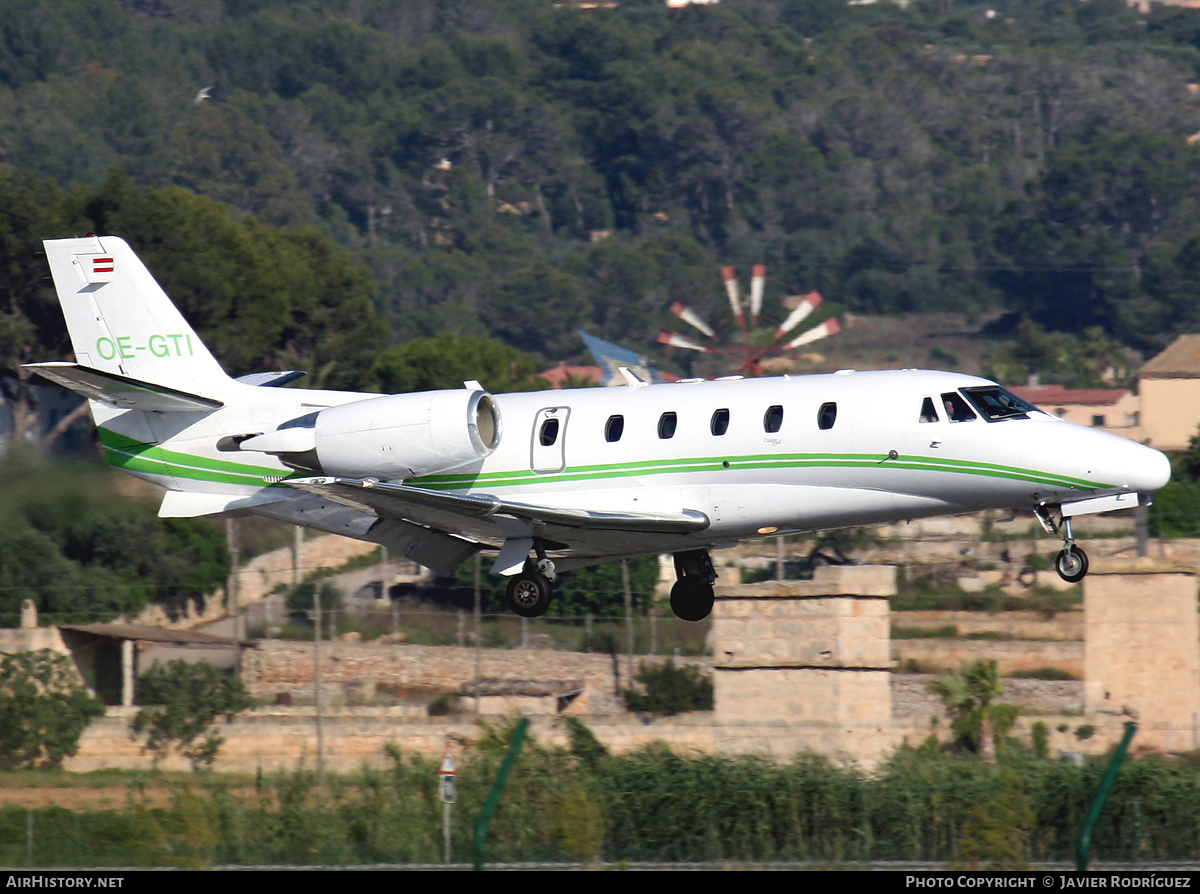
[{"x1": 439, "y1": 740, "x2": 456, "y2": 863}]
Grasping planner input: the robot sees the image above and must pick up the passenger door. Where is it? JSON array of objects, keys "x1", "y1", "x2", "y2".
[{"x1": 531, "y1": 407, "x2": 570, "y2": 473}]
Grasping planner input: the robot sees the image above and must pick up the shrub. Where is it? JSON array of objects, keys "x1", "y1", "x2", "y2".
[
  {"x1": 0, "y1": 650, "x2": 104, "y2": 769},
  {"x1": 623, "y1": 662, "x2": 713, "y2": 715},
  {"x1": 131, "y1": 661, "x2": 253, "y2": 769}
]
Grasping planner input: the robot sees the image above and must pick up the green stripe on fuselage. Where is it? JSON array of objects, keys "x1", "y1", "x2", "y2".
[
  {"x1": 97, "y1": 426, "x2": 1107, "y2": 495},
  {"x1": 411, "y1": 452, "x2": 1106, "y2": 493},
  {"x1": 98, "y1": 427, "x2": 297, "y2": 487}
]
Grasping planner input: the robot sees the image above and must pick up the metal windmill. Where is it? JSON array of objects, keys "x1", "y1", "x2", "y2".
[{"x1": 657, "y1": 265, "x2": 841, "y2": 376}]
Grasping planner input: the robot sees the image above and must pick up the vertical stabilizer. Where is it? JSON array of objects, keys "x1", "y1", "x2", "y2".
[{"x1": 42, "y1": 236, "x2": 230, "y2": 394}]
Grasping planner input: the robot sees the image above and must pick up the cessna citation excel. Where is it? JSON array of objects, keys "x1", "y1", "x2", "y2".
[{"x1": 29, "y1": 236, "x2": 1171, "y2": 622}]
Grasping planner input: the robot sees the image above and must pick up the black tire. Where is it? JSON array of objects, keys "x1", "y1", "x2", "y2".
[
  {"x1": 670, "y1": 577, "x2": 715, "y2": 622},
  {"x1": 505, "y1": 572, "x2": 553, "y2": 618},
  {"x1": 1055, "y1": 545, "x2": 1089, "y2": 583}
]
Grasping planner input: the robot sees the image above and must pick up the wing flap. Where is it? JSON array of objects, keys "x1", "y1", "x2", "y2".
[
  {"x1": 286, "y1": 476, "x2": 710, "y2": 536},
  {"x1": 25, "y1": 362, "x2": 223, "y2": 412}
]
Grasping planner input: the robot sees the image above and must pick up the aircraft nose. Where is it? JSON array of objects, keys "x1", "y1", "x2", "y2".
[{"x1": 1133, "y1": 443, "x2": 1171, "y2": 495}]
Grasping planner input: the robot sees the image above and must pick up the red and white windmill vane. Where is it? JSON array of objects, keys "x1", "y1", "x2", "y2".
[{"x1": 658, "y1": 265, "x2": 841, "y2": 377}]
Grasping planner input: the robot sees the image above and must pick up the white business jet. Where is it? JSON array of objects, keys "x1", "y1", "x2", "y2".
[{"x1": 28, "y1": 237, "x2": 1171, "y2": 621}]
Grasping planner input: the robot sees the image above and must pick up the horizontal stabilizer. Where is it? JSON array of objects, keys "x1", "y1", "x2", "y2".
[
  {"x1": 24, "y1": 362, "x2": 223, "y2": 412},
  {"x1": 235, "y1": 370, "x2": 307, "y2": 388}
]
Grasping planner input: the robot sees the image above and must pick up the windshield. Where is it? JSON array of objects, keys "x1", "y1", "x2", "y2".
[{"x1": 961, "y1": 386, "x2": 1039, "y2": 422}]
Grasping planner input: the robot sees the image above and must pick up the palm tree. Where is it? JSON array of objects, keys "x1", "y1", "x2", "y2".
[{"x1": 932, "y1": 660, "x2": 1006, "y2": 763}]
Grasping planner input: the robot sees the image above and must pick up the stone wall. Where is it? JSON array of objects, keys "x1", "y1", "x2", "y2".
[
  {"x1": 48, "y1": 564, "x2": 1200, "y2": 773},
  {"x1": 711, "y1": 565, "x2": 896, "y2": 765},
  {"x1": 242, "y1": 639, "x2": 647, "y2": 716},
  {"x1": 1085, "y1": 564, "x2": 1200, "y2": 752},
  {"x1": 893, "y1": 639, "x2": 1083, "y2": 677},
  {"x1": 892, "y1": 610, "x2": 1083, "y2": 641}
]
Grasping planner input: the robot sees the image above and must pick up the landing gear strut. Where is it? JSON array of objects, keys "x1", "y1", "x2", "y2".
[
  {"x1": 505, "y1": 547, "x2": 557, "y2": 618},
  {"x1": 670, "y1": 549, "x2": 717, "y2": 622},
  {"x1": 1035, "y1": 505, "x2": 1089, "y2": 584}
]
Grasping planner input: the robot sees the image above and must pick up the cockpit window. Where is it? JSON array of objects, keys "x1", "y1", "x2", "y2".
[
  {"x1": 961, "y1": 386, "x2": 1037, "y2": 422},
  {"x1": 919, "y1": 397, "x2": 939, "y2": 424},
  {"x1": 941, "y1": 392, "x2": 977, "y2": 423}
]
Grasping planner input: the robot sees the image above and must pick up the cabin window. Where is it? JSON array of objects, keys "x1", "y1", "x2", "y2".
[
  {"x1": 605, "y1": 415, "x2": 624, "y2": 442},
  {"x1": 941, "y1": 392, "x2": 976, "y2": 423},
  {"x1": 658, "y1": 412, "x2": 677, "y2": 439},
  {"x1": 919, "y1": 397, "x2": 939, "y2": 423},
  {"x1": 539, "y1": 418, "x2": 560, "y2": 446},
  {"x1": 960, "y1": 386, "x2": 1035, "y2": 422},
  {"x1": 817, "y1": 402, "x2": 837, "y2": 430},
  {"x1": 764, "y1": 405, "x2": 784, "y2": 433},
  {"x1": 711, "y1": 408, "x2": 730, "y2": 436}
]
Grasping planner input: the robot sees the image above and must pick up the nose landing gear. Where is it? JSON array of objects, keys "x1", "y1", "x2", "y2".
[
  {"x1": 1035, "y1": 505, "x2": 1090, "y2": 584},
  {"x1": 670, "y1": 549, "x2": 717, "y2": 621}
]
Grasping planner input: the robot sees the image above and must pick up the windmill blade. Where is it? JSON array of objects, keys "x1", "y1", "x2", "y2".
[
  {"x1": 784, "y1": 317, "x2": 841, "y2": 350},
  {"x1": 669, "y1": 301, "x2": 718, "y2": 341},
  {"x1": 721, "y1": 266, "x2": 745, "y2": 327},
  {"x1": 773, "y1": 291, "x2": 824, "y2": 340},
  {"x1": 749, "y1": 264, "x2": 766, "y2": 326},
  {"x1": 657, "y1": 330, "x2": 711, "y2": 352}
]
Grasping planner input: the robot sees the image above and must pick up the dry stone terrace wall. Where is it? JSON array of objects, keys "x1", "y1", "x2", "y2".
[{"x1": 242, "y1": 639, "x2": 645, "y2": 715}]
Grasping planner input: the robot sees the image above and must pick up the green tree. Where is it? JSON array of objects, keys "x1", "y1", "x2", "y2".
[
  {"x1": 82, "y1": 171, "x2": 386, "y2": 389},
  {"x1": 367, "y1": 333, "x2": 545, "y2": 394},
  {"x1": 0, "y1": 650, "x2": 104, "y2": 769},
  {"x1": 932, "y1": 660, "x2": 1016, "y2": 763},
  {"x1": 0, "y1": 461, "x2": 230, "y2": 625},
  {"x1": 623, "y1": 661, "x2": 713, "y2": 716},
  {"x1": 132, "y1": 660, "x2": 253, "y2": 770}
]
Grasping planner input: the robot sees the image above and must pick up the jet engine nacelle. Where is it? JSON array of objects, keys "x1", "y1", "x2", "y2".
[
  {"x1": 241, "y1": 388, "x2": 501, "y2": 479},
  {"x1": 314, "y1": 389, "x2": 501, "y2": 479}
]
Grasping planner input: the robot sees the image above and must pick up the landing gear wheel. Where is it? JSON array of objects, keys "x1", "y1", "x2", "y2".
[
  {"x1": 1055, "y1": 545, "x2": 1089, "y2": 583},
  {"x1": 506, "y1": 572, "x2": 553, "y2": 618},
  {"x1": 670, "y1": 577, "x2": 715, "y2": 622}
]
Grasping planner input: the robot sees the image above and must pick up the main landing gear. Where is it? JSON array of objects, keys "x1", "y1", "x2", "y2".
[
  {"x1": 670, "y1": 549, "x2": 717, "y2": 622},
  {"x1": 1035, "y1": 505, "x2": 1089, "y2": 584},
  {"x1": 505, "y1": 549, "x2": 557, "y2": 619}
]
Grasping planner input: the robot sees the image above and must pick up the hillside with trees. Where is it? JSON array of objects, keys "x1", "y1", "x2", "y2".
[{"x1": 4, "y1": 0, "x2": 1200, "y2": 387}]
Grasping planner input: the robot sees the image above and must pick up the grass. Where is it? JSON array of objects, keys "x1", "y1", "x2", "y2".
[
  {"x1": 1008, "y1": 667, "x2": 1078, "y2": 681},
  {"x1": 892, "y1": 624, "x2": 960, "y2": 639},
  {"x1": 891, "y1": 585, "x2": 1081, "y2": 614}
]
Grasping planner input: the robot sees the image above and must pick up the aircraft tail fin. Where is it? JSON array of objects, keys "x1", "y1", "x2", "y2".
[{"x1": 41, "y1": 236, "x2": 231, "y2": 396}]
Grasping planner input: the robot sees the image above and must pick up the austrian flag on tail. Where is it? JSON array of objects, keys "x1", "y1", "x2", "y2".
[{"x1": 75, "y1": 253, "x2": 115, "y2": 284}]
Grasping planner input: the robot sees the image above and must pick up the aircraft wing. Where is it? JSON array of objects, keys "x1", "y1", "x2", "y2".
[{"x1": 285, "y1": 476, "x2": 710, "y2": 566}]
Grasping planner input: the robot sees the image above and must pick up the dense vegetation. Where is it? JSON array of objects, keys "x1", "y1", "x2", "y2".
[
  {"x1": 5, "y1": 0, "x2": 1200, "y2": 388},
  {"x1": 0, "y1": 461, "x2": 229, "y2": 624},
  {"x1": 0, "y1": 650, "x2": 103, "y2": 770},
  {"x1": 132, "y1": 660, "x2": 254, "y2": 770},
  {"x1": 0, "y1": 727, "x2": 1195, "y2": 867}
]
